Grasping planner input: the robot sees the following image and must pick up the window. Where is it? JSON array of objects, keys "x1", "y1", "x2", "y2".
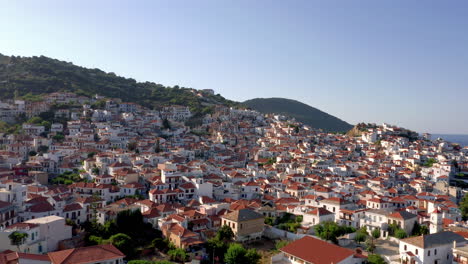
[
  {"x1": 404, "y1": 245, "x2": 407, "y2": 250},
  {"x1": 435, "y1": 249, "x2": 437, "y2": 255},
  {"x1": 428, "y1": 250, "x2": 431, "y2": 256},
  {"x1": 415, "y1": 249, "x2": 418, "y2": 255}
]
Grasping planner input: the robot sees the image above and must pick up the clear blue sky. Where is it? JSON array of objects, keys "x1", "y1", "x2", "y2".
[{"x1": 1, "y1": 1, "x2": 467, "y2": 134}]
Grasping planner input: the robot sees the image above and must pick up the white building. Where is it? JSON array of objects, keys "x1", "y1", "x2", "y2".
[
  {"x1": 25, "y1": 216, "x2": 72, "y2": 252},
  {"x1": 399, "y1": 231, "x2": 465, "y2": 264}
]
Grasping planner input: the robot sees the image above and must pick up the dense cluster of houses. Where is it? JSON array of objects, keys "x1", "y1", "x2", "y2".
[{"x1": 0, "y1": 92, "x2": 468, "y2": 263}]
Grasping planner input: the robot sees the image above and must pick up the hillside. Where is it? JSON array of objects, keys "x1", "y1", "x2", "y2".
[
  {"x1": 0, "y1": 53, "x2": 239, "y2": 114},
  {"x1": 244, "y1": 98, "x2": 353, "y2": 132}
]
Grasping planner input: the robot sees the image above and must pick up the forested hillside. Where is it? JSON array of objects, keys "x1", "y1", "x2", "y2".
[{"x1": 0, "y1": 54, "x2": 238, "y2": 114}]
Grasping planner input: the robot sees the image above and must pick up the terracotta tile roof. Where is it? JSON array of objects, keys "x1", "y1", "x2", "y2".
[
  {"x1": 47, "y1": 244, "x2": 124, "y2": 264},
  {"x1": 307, "y1": 207, "x2": 333, "y2": 216},
  {"x1": 387, "y1": 211, "x2": 417, "y2": 220},
  {"x1": 63, "y1": 203, "x2": 83, "y2": 212},
  {"x1": 27, "y1": 202, "x2": 55, "y2": 213},
  {"x1": 280, "y1": 236, "x2": 355, "y2": 264}
]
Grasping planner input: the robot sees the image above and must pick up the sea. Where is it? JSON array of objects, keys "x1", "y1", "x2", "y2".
[{"x1": 432, "y1": 134, "x2": 468, "y2": 147}]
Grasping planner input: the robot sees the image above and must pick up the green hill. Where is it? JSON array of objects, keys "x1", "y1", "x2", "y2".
[
  {"x1": 243, "y1": 98, "x2": 352, "y2": 132},
  {"x1": 0, "y1": 53, "x2": 238, "y2": 114},
  {"x1": 0, "y1": 54, "x2": 352, "y2": 132}
]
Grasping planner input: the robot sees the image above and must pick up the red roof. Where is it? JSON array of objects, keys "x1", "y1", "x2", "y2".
[
  {"x1": 280, "y1": 236, "x2": 356, "y2": 264},
  {"x1": 47, "y1": 244, "x2": 124, "y2": 264}
]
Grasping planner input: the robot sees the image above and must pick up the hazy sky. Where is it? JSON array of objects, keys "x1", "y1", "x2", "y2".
[{"x1": 1, "y1": 1, "x2": 467, "y2": 134}]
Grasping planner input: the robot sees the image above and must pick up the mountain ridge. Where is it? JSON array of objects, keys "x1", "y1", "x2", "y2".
[
  {"x1": 0, "y1": 53, "x2": 239, "y2": 114},
  {"x1": 244, "y1": 97, "x2": 353, "y2": 132},
  {"x1": 0, "y1": 53, "x2": 351, "y2": 132}
]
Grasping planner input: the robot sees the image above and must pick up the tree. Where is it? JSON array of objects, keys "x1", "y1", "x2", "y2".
[
  {"x1": 419, "y1": 225, "x2": 429, "y2": 235},
  {"x1": 371, "y1": 228, "x2": 380, "y2": 239},
  {"x1": 395, "y1": 229, "x2": 407, "y2": 239},
  {"x1": 128, "y1": 141, "x2": 138, "y2": 151},
  {"x1": 52, "y1": 133, "x2": 65, "y2": 141},
  {"x1": 92, "y1": 167, "x2": 100, "y2": 175},
  {"x1": 314, "y1": 221, "x2": 355, "y2": 244},
  {"x1": 41, "y1": 121, "x2": 51, "y2": 130},
  {"x1": 423, "y1": 158, "x2": 437, "y2": 167},
  {"x1": 168, "y1": 248, "x2": 187, "y2": 262},
  {"x1": 38, "y1": 145, "x2": 49, "y2": 153},
  {"x1": 116, "y1": 209, "x2": 144, "y2": 235},
  {"x1": 88, "y1": 235, "x2": 103, "y2": 245},
  {"x1": 245, "y1": 248, "x2": 261, "y2": 264},
  {"x1": 217, "y1": 225, "x2": 234, "y2": 242},
  {"x1": 354, "y1": 227, "x2": 368, "y2": 244},
  {"x1": 155, "y1": 139, "x2": 161, "y2": 153},
  {"x1": 264, "y1": 216, "x2": 275, "y2": 225},
  {"x1": 128, "y1": 261, "x2": 173, "y2": 264},
  {"x1": 295, "y1": 215, "x2": 303, "y2": 223},
  {"x1": 225, "y1": 243, "x2": 247, "y2": 264},
  {"x1": 388, "y1": 223, "x2": 399, "y2": 236},
  {"x1": 367, "y1": 254, "x2": 386, "y2": 264},
  {"x1": 108, "y1": 233, "x2": 133, "y2": 257},
  {"x1": 275, "y1": 240, "x2": 289, "y2": 250},
  {"x1": 27, "y1": 116, "x2": 43, "y2": 124},
  {"x1": 162, "y1": 118, "x2": 171, "y2": 130},
  {"x1": 365, "y1": 237, "x2": 376, "y2": 253},
  {"x1": 206, "y1": 237, "x2": 228, "y2": 263},
  {"x1": 460, "y1": 192, "x2": 468, "y2": 221},
  {"x1": 8, "y1": 231, "x2": 28, "y2": 252}
]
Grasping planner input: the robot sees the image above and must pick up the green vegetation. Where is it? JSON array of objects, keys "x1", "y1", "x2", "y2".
[
  {"x1": 8, "y1": 231, "x2": 28, "y2": 252},
  {"x1": 50, "y1": 171, "x2": 84, "y2": 185},
  {"x1": 205, "y1": 226, "x2": 260, "y2": 264},
  {"x1": 216, "y1": 225, "x2": 234, "y2": 241},
  {"x1": 84, "y1": 209, "x2": 162, "y2": 260},
  {"x1": 275, "y1": 240, "x2": 290, "y2": 250},
  {"x1": 97, "y1": 233, "x2": 135, "y2": 257},
  {"x1": 273, "y1": 213, "x2": 303, "y2": 233},
  {"x1": 411, "y1": 222, "x2": 429, "y2": 236},
  {"x1": 206, "y1": 226, "x2": 234, "y2": 264},
  {"x1": 224, "y1": 243, "x2": 261, "y2": 264},
  {"x1": 367, "y1": 254, "x2": 386, "y2": 264},
  {"x1": 314, "y1": 221, "x2": 356, "y2": 244},
  {"x1": 388, "y1": 223, "x2": 407, "y2": 239},
  {"x1": 0, "y1": 54, "x2": 239, "y2": 114},
  {"x1": 395, "y1": 229, "x2": 407, "y2": 239},
  {"x1": 0, "y1": 121, "x2": 22, "y2": 134},
  {"x1": 243, "y1": 98, "x2": 353, "y2": 132},
  {"x1": 52, "y1": 133, "x2": 65, "y2": 141},
  {"x1": 151, "y1": 238, "x2": 174, "y2": 253},
  {"x1": 371, "y1": 228, "x2": 380, "y2": 239},
  {"x1": 365, "y1": 236, "x2": 377, "y2": 253},
  {"x1": 460, "y1": 193, "x2": 468, "y2": 221},
  {"x1": 162, "y1": 119, "x2": 171, "y2": 130},
  {"x1": 354, "y1": 227, "x2": 368, "y2": 244},
  {"x1": 128, "y1": 261, "x2": 173, "y2": 264},
  {"x1": 423, "y1": 158, "x2": 437, "y2": 167},
  {"x1": 167, "y1": 248, "x2": 187, "y2": 262}
]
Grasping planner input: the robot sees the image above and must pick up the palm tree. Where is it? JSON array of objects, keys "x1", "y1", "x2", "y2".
[{"x1": 8, "y1": 231, "x2": 28, "y2": 252}]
